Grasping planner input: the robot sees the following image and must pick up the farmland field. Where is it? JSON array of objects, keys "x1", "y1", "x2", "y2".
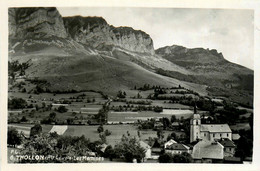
[
  {"x1": 63, "y1": 124, "x2": 174, "y2": 147},
  {"x1": 237, "y1": 106, "x2": 253, "y2": 113},
  {"x1": 8, "y1": 124, "x2": 53, "y2": 137},
  {"x1": 8, "y1": 123, "x2": 183, "y2": 148},
  {"x1": 230, "y1": 123, "x2": 251, "y2": 131},
  {"x1": 152, "y1": 100, "x2": 191, "y2": 109},
  {"x1": 107, "y1": 109, "x2": 194, "y2": 123}
]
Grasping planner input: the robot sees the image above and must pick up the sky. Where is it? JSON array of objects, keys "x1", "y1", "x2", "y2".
[{"x1": 58, "y1": 7, "x2": 254, "y2": 69}]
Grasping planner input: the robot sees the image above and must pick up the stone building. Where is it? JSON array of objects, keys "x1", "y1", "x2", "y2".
[{"x1": 190, "y1": 107, "x2": 232, "y2": 143}]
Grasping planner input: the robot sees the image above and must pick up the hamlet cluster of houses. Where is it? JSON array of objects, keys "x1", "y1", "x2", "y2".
[{"x1": 124, "y1": 108, "x2": 241, "y2": 163}]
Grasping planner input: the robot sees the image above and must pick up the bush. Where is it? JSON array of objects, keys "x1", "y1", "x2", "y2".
[
  {"x1": 8, "y1": 127, "x2": 22, "y2": 147},
  {"x1": 57, "y1": 106, "x2": 68, "y2": 113},
  {"x1": 20, "y1": 116, "x2": 28, "y2": 122},
  {"x1": 154, "y1": 106, "x2": 163, "y2": 112},
  {"x1": 8, "y1": 98, "x2": 27, "y2": 109},
  {"x1": 105, "y1": 129, "x2": 112, "y2": 136},
  {"x1": 114, "y1": 136, "x2": 146, "y2": 163},
  {"x1": 158, "y1": 152, "x2": 192, "y2": 163},
  {"x1": 97, "y1": 125, "x2": 104, "y2": 133},
  {"x1": 103, "y1": 145, "x2": 117, "y2": 161},
  {"x1": 159, "y1": 153, "x2": 173, "y2": 163},
  {"x1": 30, "y1": 124, "x2": 42, "y2": 137}
]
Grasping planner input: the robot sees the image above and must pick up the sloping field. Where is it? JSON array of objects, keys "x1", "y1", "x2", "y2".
[
  {"x1": 10, "y1": 49, "x2": 208, "y2": 97},
  {"x1": 107, "y1": 110, "x2": 193, "y2": 123},
  {"x1": 63, "y1": 125, "x2": 99, "y2": 141},
  {"x1": 152, "y1": 100, "x2": 191, "y2": 109},
  {"x1": 8, "y1": 124, "x2": 53, "y2": 137},
  {"x1": 63, "y1": 125, "x2": 171, "y2": 147},
  {"x1": 160, "y1": 109, "x2": 193, "y2": 115},
  {"x1": 230, "y1": 123, "x2": 251, "y2": 131},
  {"x1": 8, "y1": 124, "x2": 31, "y2": 137}
]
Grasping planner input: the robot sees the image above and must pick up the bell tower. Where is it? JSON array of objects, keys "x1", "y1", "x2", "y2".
[{"x1": 190, "y1": 105, "x2": 201, "y2": 143}]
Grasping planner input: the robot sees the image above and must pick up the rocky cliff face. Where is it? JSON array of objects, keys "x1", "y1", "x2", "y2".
[
  {"x1": 63, "y1": 16, "x2": 155, "y2": 54},
  {"x1": 9, "y1": 8, "x2": 154, "y2": 54},
  {"x1": 9, "y1": 7, "x2": 67, "y2": 39},
  {"x1": 156, "y1": 45, "x2": 225, "y2": 64}
]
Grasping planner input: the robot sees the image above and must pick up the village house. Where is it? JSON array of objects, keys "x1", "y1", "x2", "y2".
[
  {"x1": 232, "y1": 133, "x2": 241, "y2": 142},
  {"x1": 154, "y1": 122, "x2": 164, "y2": 130},
  {"x1": 218, "y1": 138, "x2": 236, "y2": 157},
  {"x1": 150, "y1": 139, "x2": 162, "y2": 159},
  {"x1": 192, "y1": 140, "x2": 224, "y2": 163},
  {"x1": 139, "y1": 141, "x2": 152, "y2": 160},
  {"x1": 165, "y1": 143, "x2": 190, "y2": 155},
  {"x1": 99, "y1": 143, "x2": 108, "y2": 153},
  {"x1": 164, "y1": 139, "x2": 177, "y2": 148}
]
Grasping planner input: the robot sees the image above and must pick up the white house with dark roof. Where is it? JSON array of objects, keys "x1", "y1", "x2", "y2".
[
  {"x1": 165, "y1": 143, "x2": 190, "y2": 155},
  {"x1": 218, "y1": 138, "x2": 236, "y2": 157},
  {"x1": 164, "y1": 139, "x2": 177, "y2": 149},
  {"x1": 190, "y1": 108, "x2": 232, "y2": 143}
]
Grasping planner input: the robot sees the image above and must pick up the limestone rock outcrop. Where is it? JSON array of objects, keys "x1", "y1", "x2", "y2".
[
  {"x1": 63, "y1": 16, "x2": 154, "y2": 54},
  {"x1": 9, "y1": 7, "x2": 67, "y2": 39}
]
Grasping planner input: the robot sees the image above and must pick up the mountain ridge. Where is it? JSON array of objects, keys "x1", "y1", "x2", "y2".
[{"x1": 8, "y1": 7, "x2": 254, "y2": 107}]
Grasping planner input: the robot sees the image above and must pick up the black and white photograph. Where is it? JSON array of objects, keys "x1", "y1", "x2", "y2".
[{"x1": 1, "y1": 0, "x2": 260, "y2": 170}]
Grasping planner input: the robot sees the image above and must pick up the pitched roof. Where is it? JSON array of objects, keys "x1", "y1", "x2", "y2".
[
  {"x1": 218, "y1": 138, "x2": 236, "y2": 147},
  {"x1": 192, "y1": 141, "x2": 224, "y2": 160},
  {"x1": 99, "y1": 143, "x2": 108, "y2": 153},
  {"x1": 172, "y1": 122, "x2": 179, "y2": 126},
  {"x1": 166, "y1": 143, "x2": 189, "y2": 150},
  {"x1": 164, "y1": 139, "x2": 177, "y2": 147},
  {"x1": 200, "y1": 124, "x2": 232, "y2": 133},
  {"x1": 139, "y1": 141, "x2": 151, "y2": 149},
  {"x1": 232, "y1": 133, "x2": 240, "y2": 140}
]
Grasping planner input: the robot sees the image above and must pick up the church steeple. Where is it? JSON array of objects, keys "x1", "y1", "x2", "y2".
[
  {"x1": 194, "y1": 102, "x2": 197, "y2": 114},
  {"x1": 190, "y1": 101, "x2": 201, "y2": 143}
]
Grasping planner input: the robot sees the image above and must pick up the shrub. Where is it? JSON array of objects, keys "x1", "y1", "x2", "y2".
[
  {"x1": 8, "y1": 98, "x2": 27, "y2": 109},
  {"x1": 97, "y1": 125, "x2": 104, "y2": 133},
  {"x1": 30, "y1": 124, "x2": 42, "y2": 137},
  {"x1": 8, "y1": 127, "x2": 22, "y2": 147},
  {"x1": 57, "y1": 106, "x2": 68, "y2": 113},
  {"x1": 105, "y1": 129, "x2": 112, "y2": 136}
]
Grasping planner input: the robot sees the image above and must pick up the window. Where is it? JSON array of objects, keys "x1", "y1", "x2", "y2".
[
  {"x1": 204, "y1": 133, "x2": 206, "y2": 137},
  {"x1": 220, "y1": 134, "x2": 222, "y2": 137},
  {"x1": 196, "y1": 120, "x2": 198, "y2": 125},
  {"x1": 213, "y1": 134, "x2": 215, "y2": 137},
  {"x1": 227, "y1": 133, "x2": 229, "y2": 137}
]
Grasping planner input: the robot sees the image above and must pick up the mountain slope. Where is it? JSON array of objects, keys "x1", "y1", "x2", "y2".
[
  {"x1": 9, "y1": 46, "x2": 208, "y2": 96},
  {"x1": 155, "y1": 45, "x2": 253, "y2": 106},
  {"x1": 8, "y1": 7, "x2": 253, "y2": 106}
]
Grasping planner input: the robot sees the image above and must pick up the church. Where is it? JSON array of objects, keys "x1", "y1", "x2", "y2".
[{"x1": 190, "y1": 106, "x2": 232, "y2": 143}]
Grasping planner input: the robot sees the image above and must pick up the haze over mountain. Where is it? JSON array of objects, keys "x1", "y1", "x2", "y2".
[{"x1": 8, "y1": 7, "x2": 253, "y2": 106}]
